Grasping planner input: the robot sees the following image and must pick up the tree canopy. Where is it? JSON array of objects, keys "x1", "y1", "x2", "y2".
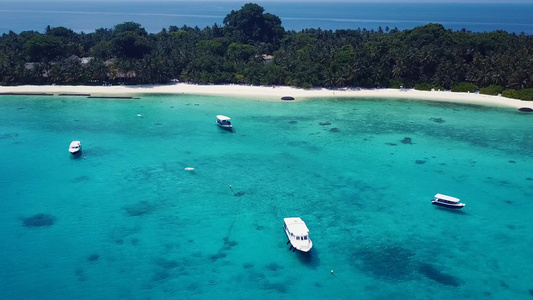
[{"x1": 223, "y1": 3, "x2": 284, "y2": 46}]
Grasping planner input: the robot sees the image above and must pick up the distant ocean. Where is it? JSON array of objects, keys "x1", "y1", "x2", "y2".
[{"x1": 1, "y1": 1, "x2": 533, "y2": 34}]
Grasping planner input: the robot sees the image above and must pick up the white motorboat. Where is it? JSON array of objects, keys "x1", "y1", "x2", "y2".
[
  {"x1": 283, "y1": 217, "x2": 313, "y2": 252},
  {"x1": 216, "y1": 115, "x2": 233, "y2": 130},
  {"x1": 431, "y1": 193, "x2": 465, "y2": 209},
  {"x1": 69, "y1": 140, "x2": 82, "y2": 155}
]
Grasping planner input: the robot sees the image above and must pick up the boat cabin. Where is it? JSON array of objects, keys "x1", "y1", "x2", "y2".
[
  {"x1": 216, "y1": 115, "x2": 232, "y2": 128},
  {"x1": 432, "y1": 193, "x2": 465, "y2": 209},
  {"x1": 283, "y1": 217, "x2": 313, "y2": 252},
  {"x1": 433, "y1": 193, "x2": 460, "y2": 204}
]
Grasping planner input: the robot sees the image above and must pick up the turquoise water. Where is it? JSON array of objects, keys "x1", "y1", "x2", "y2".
[{"x1": 1, "y1": 94, "x2": 532, "y2": 299}]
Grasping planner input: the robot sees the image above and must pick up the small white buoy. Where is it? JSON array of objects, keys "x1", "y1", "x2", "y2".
[
  {"x1": 137, "y1": 114, "x2": 142, "y2": 117},
  {"x1": 331, "y1": 270, "x2": 334, "y2": 274},
  {"x1": 184, "y1": 167, "x2": 194, "y2": 171}
]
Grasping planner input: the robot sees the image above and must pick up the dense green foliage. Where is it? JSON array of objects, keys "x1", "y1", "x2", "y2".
[
  {"x1": 414, "y1": 83, "x2": 433, "y2": 91},
  {"x1": 502, "y1": 88, "x2": 533, "y2": 101},
  {"x1": 451, "y1": 82, "x2": 478, "y2": 93},
  {"x1": 1, "y1": 3, "x2": 532, "y2": 99},
  {"x1": 479, "y1": 84, "x2": 504, "y2": 96}
]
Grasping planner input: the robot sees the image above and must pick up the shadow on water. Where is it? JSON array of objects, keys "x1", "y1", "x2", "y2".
[
  {"x1": 295, "y1": 248, "x2": 321, "y2": 269},
  {"x1": 418, "y1": 262, "x2": 462, "y2": 287},
  {"x1": 217, "y1": 125, "x2": 235, "y2": 133},
  {"x1": 70, "y1": 152, "x2": 84, "y2": 160},
  {"x1": 433, "y1": 206, "x2": 469, "y2": 215}
]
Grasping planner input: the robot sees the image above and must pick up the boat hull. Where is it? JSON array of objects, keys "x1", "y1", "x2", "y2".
[
  {"x1": 69, "y1": 149, "x2": 81, "y2": 155},
  {"x1": 432, "y1": 200, "x2": 464, "y2": 209},
  {"x1": 216, "y1": 121, "x2": 233, "y2": 131}
]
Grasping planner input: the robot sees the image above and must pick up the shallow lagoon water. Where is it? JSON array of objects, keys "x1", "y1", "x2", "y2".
[{"x1": 0, "y1": 94, "x2": 532, "y2": 299}]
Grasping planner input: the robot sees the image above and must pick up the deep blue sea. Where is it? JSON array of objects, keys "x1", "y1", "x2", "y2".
[
  {"x1": 1, "y1": 93, "x2": 532, "y2": 299},
  {"x1": 1, "y1": 1, "x2": 532, "y2": 34}
]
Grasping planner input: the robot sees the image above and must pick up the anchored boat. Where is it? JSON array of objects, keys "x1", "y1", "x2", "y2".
[
  {"x1": 431, "y1": 193, "x2": 465, "y2": 209},
  {"x1": 216, "y1": 115, "x2": 233, "y2": 130},
  {"x1": 69, "y1": 141, "x2": 82, "y2": 155},
  {"x1": 283, "y1": 217, "x2": 313, "y2": 252}
]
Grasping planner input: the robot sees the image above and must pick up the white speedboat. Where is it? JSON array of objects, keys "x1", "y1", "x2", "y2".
[
  {"x1": 283, "y1": 217, "x2": 313, "y2": 252},
  {"x1": 69, "y1": 140, "x2": 82, "y2": 155},
  {"x1": 216, "y1": 115, "x2": 233, "y2": 130},
  {"x1": 431, "y1": 193, "x2": 465, "y2": 209}
]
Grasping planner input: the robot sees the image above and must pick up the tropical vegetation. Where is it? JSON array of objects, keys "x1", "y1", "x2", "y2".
[{"x1": 1, "y1": 3, "x2": 532, "y2": 100}]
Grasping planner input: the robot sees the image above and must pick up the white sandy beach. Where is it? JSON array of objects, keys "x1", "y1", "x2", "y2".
[{"x1": 1, "y1": 83, "x2": 531, "y2": 109}]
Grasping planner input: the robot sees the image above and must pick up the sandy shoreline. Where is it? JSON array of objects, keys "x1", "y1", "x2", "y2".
[{"x1": 1, "y1": 83, "x2": 531, "y2": 109}]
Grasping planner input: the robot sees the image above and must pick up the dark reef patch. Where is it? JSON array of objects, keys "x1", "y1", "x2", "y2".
[
  {"x1": 265, "y1": 262, "x2": 284, "y2": 272},
  {"x1": 152, "y1": 270, "x2": 170, "y2": 282},
  {"x1": 386, "y1": 143, "x2": 397, "y2": 146},
  {"x1": 329, "y1": 127, "x2": 340, "y2": 132},
  {"x1": 352, "y1": 244, "x2": 415, "y2": 280},
  {"x1": 526, "y1": 177, "x2": 532, "y2": 181},
  {"x1": 223, "y1": 237, "x2": 238, "y2": 250},
  {"x1": 429, "y1": 117, "x2": 446, "y2": 123},
  {"x1": 528, "y1": 289, "x2": 533, "y2": 296},
  {"x1": 288, "y1": 120, "x2": 298, "y2": 124},
  {"x1": 243, "y1": 262, "x2": 254, "y2": 269},
  {"x1": 73, "y1": 175, "x2": 90, "y2": 182},
  {"x1": 210, "y1": 252, "x2": 227, "y2": 261},
  {"x1": 210, "y1": 236, "x2": 238, "y2": 262},
  {"x1": 509, "y1": 160, "x2": 516, "y2": 163},
  {"x1": 87, "y1": 254, "x2": 100, "y2": 262},
  {"x1": 155, "y1": 258, "x2": 179, "y2": 269},
  {"x1": 109, "y1": 225, "x2": 141, "y2": 246},
  {"x1": 1, "y1": 133, "x2": 19, "y2": 139},
  {"x1": 415, "y1": 160, "x2": 426, "y2": 164},
  {"x1": 234, "y1": 191, "x2": 246, "y2": 197},
  {"x1": 123, "y1": 200, "x2": 157, "y2": 216},
  {"x1": 23, "y1": 213, "x2": 56, "y2": 227},
  {"x1": 319, "y1": 122, "x2": 331, "y2": 126},
  {"x1": 418, "y1": 263, "x2": 461, "y2": 286},
  {"x1": 75, "y1": 267, "x2": 87, "y2": 282},
  {"x1": 262, "y1": 282, "x2": 288, "y2": 293},
  {"x1": 401, "y1": 137, "x2": 412, "y2": 144}
]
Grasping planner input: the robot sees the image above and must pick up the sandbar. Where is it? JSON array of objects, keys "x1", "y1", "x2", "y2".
[{"x1": 0, "y1": 83, "x2": 531, "y2": 109}]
